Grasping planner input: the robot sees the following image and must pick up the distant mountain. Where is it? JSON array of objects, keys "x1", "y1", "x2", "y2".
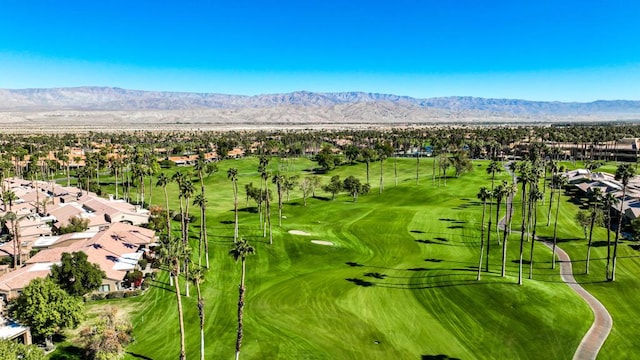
[
  {"x1": 0, "y1": 87, "x2": 639, "y2": 128},
  {"x1": 1, "y1": 86, "x2": 640, "y2": 115}
]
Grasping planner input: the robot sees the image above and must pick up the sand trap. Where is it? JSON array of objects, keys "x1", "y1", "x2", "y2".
[
  {"x1": 288, "y1": 230, "x2": 311, "y2": 236},
  {"x1": 311, "y1": 240, "x2": 334, "y2": 246}
]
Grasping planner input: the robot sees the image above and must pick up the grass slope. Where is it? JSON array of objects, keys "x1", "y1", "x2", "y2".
[{"x1": 78, "y1": 158, "x2": 599, "y2": 359}]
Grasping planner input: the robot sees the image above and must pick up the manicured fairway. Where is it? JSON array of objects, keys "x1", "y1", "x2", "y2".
[{"x1": 86, "y1": 158, "x2": 602, "y2": 359}]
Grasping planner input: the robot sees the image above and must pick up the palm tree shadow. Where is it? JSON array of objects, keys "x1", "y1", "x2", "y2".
[
  {"x1": 422, "y1": 355, "x2": 461, "y2": 360},
  {"x1": 345, "y1": 278, "x2": 375, "y2": 287},
  {"x1": 126, "y1": 352, "x2": 153, "y2": 360}
]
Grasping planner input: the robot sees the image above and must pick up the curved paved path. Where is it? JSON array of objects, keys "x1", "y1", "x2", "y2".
[
  {"x1": 501, "y1": 162, "x2": 612, "y2": 359},
  {"x1": 539, "y1": 241, "x2": 612, "y2": 360}
]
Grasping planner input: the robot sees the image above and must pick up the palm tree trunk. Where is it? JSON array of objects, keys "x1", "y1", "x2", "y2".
[
  {"x1": 234, "y1": 181, "x2": 239, "y2": 241},
  {"x1": 416, "y1": 153, "x2": 420, "y2": 184},
  {"x1": 501, "y1": 204, "x2": 511, "y2": 278},
  {"x1": 394, "y1": 156, "x2": 398, "y2": 186},
  {"x1": 611, "y1": 188, "x2": 626, "y2": 281},
  {"x1": 586, "y1": 207, "x2": 596, "y2": 274},
  {"x1": 173, "y1": 270, "x2": 186, "y2": 360},
  {"x1": 379, "y1": 159, "x2": 384, "y2": 194},
  {"x1": 547, "y1": 185, "x2": 554, "y2": 226},
  {"x1": 518, "y1": 183, "x2": 527, "y2": 285},
  {"x1": 235, "y1": 260, "x2": 247, "y2": 360},
  {"x1": 196, "y1": 281, "x2": 205, "y2": 360},
  {"x1": 552, "y1": 188, "x2": 561, "y2": 269},
  {"x1": 528, "y1": 198, "x2": 538, "y2": 279},
  {"x1": 477, "y1": 200, "x2": 486, "y2": 280},
  {"x1": 605, "y1": 211, "x2": 612, "y2": 279}
]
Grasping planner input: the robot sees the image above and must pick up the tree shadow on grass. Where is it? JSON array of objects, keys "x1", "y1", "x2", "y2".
[
  {"x1": 422, "y1": 355, "x2": 461, "y2": 360},
  {"x1": 126, "y1": 352, "x2": 153, "y2": 360},
  {"x1": 364, "y1": 272, "x2": 387, "y2": 279},
  {"x1": 345, "y1": 278, "x2": 375, "y2": 287},
  {"x1": 346, "y1": 262, "x2": 364, "y2": 267},
  {"x1": 424, "y1": 258, "x2": 443, "y2": 263},
  {"x1": 410, "y1": 230, "x2": 426, "y2": 234},
  {"x1": 220, "y1": 220, "x2": 234, "y2": 224}
]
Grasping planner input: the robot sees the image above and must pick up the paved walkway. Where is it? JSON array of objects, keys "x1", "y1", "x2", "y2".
[
  {"x1": 539, "y1": 241, "x2": 612, "y2": 360},
  {"x1": 501, "y1": 162, "x2": 612, "y2": 360}
]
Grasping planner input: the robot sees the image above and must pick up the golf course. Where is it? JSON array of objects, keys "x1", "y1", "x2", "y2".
[{"x1": 56, "y1": 156, "x2": 640, "y2": 359}]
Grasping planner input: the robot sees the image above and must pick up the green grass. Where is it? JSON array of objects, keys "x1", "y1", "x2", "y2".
[{"x1": 62, "y1": 158, "x2": 636, "y2": 359}]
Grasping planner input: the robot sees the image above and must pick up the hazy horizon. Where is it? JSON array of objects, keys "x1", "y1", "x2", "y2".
[{"x1": 1, "y1": 1, "x2": 639, "y2": 102}]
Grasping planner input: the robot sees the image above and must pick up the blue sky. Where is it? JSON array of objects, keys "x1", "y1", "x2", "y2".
[{"x1": 1, "y1": 1, "x2": 639, "y2": 101}]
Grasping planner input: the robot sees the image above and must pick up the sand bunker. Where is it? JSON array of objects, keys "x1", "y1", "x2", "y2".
[
  {"x1": 311, "y1": 240, "x2": 334, "y2": 246},
  {"x1": 288, "y1": 230, "x2": 311, "y2": 236}
]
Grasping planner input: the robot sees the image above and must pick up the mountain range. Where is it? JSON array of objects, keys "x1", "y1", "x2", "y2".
[{"x1": 0, "y1": 87, "x2": 639, "y2": 128}]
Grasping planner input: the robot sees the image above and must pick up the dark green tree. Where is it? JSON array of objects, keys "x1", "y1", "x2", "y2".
[
  {"x1": 11, "y1": 278, "x2": 84, "y2": 346},
  {"x1": 50, "y1": 251, "x2": 105, "y2": 296}
]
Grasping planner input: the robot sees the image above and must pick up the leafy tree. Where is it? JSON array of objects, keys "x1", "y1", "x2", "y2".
[
  {"x1": 57, "y1": 215, "x2": 90, "y2": 234},
  {"x1": 11, "y1": 278, "x2": 84, "y2": 345},
  {"x1": 323, "y1": 175, "x2": 343, "y2": 200},
  {"x1": 299, "y1": 177, "x2": 314, "y2": 206},
  {"x1": 344, "y1": 144, "x2": 360, "y2": 164},
  {"x1": 451, "y1": 150, "x2": 473, "y2": 177},
  {"x1": 0, "y1": 339, "x2": 45, "y2": 360},
  {"x1": 229, "y1": 239, "x2": 255, "y2": 360},
  {"x1": 314, "y1": 144, "x2": 337, "y2": 171},
  {"x1": 343, "y1": 176, "x2": 367, "y2": 202},
  {"x1": 81, "y1": 307, "x2": 133, "y2": 360},
  {"x1": 50, "y1": 251, "x2": 105, "y2": 296}
]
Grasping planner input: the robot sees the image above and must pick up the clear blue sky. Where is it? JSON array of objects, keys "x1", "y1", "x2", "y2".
[{"x1": 1, "y1": 0, "x2": 639, "y2": 101}]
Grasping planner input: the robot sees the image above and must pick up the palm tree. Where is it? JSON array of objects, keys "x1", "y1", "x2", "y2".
[
  {"x1": 190, "y1": 266, "x2": 206, "y2": 360},
  {"x1": 551, "y1": 174, "x2": 568, "y2": 269},
  {"x1": 527, "y1": 187, "x2": 543, "y2": 279},
  {"x1": 516, "y1": 162, "x2": 532, "y2": 285},
  {"x1": 229, "y1": 239, "x2": 255, "y2": 360},
  {"x1": 486, "y1": 160, "x2": 502, "y2": 235},
  {"x1": 272, "y1": 174, "x2": 284, "y2": 227},
  {"x1": 501, "y1": 182, "x2": 517, "y2": 278},
  {"x1": 193, "y1": 193, "x2": 208, "y2": 268},
  {"x1": 228, "y1": 168, "x2": 239, "y2": 241},
  {"x1": 156, "y1": 173, "x2": 172, "y2": 242},
  {"x1": 611, "y1": 164, "x2": 636, "y2": 281},
  {"x1": 601, "y1": 192, "x2": 617, "y2": 279},
  {"x1": 156, "y1": 236, "x2": 186, "y2": 360},
  {"x1": 477, "y1": 187, "x2": 491, "y2": 280},
  {"x1": 488, "y1": 181, "x2": 507, "y2": 271},
  {"x1": 546, "y1": 162, "x2": 559, "y2": 225},
  {"x1": 585, "y1": 188, "x2": 603, "y2": 274}
]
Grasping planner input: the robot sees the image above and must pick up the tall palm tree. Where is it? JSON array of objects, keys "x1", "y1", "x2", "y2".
[
  {"x1": 228, "y1": 168, "x2": 239, "y2": 241},
  {"x1": 546, "y1": 162, "x2": 558, "y2": 225},
  {"x1": 585, "y1": 188, "x2": 603, "y2": 274},
  {"x1": 488, "y1": 181, "x2": 507, "y2": 271},
  {"x1": 477, "y1": 187, "x2": 491, "y2": 280},
  {"x1": 601, "y1": 192, "x2": 617, "y2": 279},
  {"x1": 190, "y1": 266, "x2": 206, "y2": 360},
  {"x1": 501, "y1": 182, "x2": 517, "y2": 278},
  {"x1": 551, "y1": 174, "x2": 568, "y2": 269},
  {"x1": 486, "y1": 160, "x2": 502, "y2": 236},
  {"x1": 229, "y1": 239, "x2": 255, "y2": 360},
  {"x1": 611, "y1": 164, "x2": 636, "y2": 281},
  {"x1": 527, "y1": 187, "x2": 543, "y2": 279},
  {"x1": 156, "y1": 236, "x2": 186, "y2": 360},
  {"x1": 516, "y1": 162, "x2": 533, "y2": 285},
  {"x1": 156, "y1": 173, "x2": 172, "y2": 243},
  {"x1": 272, "y1": 174, "x2": 284, "y2": 227},
  {"x1": 193, "y1": 193, "x2": 208, "y2": 268}
]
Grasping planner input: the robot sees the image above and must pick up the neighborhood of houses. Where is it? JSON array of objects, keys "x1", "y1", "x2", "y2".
[
  {"x1": 567, "y1": 167, "x2": 640, "y2": 226},
  {"x1": 0, "y1": 177, "x2": 156, "y2": 344}
]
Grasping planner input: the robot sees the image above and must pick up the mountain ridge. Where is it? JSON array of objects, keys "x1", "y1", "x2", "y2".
[{"x1": 2, "y1": 86, "x2": 640, "y2": 115}]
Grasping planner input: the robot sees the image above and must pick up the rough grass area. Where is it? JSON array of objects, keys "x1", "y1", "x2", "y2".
[{"x1": 55, "y1": 158, "x2": 640, "y2": 359}]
